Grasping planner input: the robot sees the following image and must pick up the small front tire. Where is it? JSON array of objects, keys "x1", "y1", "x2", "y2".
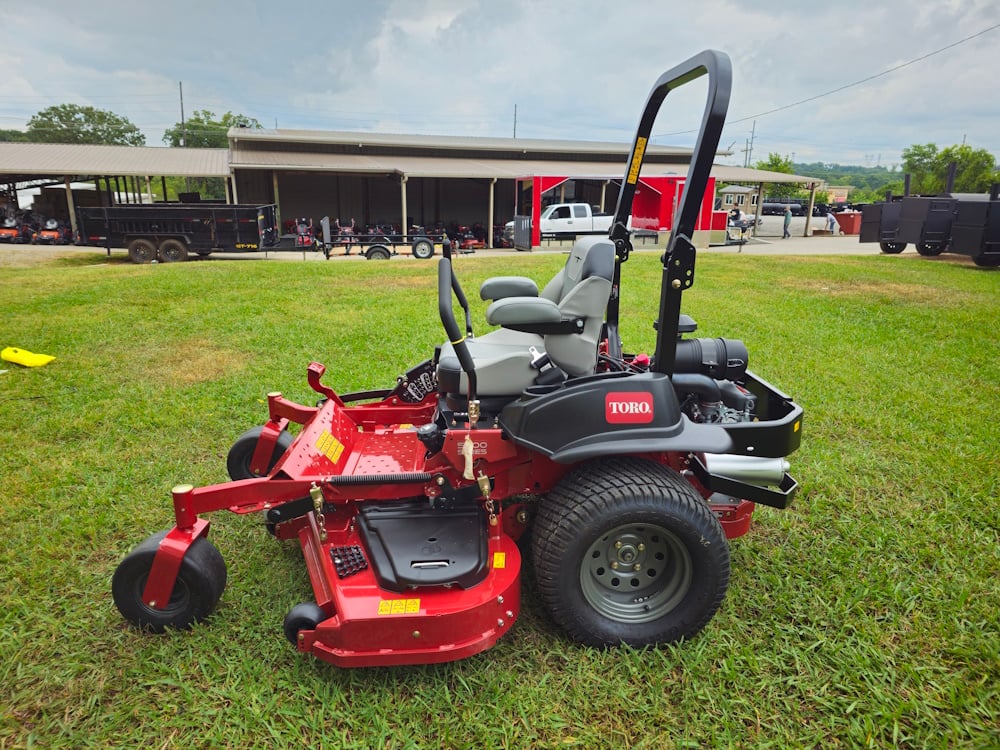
[
  {"x1": 283, "y1": 602, "x2": 327, "y2": 645},
  {"x1": 112, "y1": 531, "x2": 227, "y2": 632},
  {"x1": 226, "y1": 426, "x2": 295, "y2": 480}
]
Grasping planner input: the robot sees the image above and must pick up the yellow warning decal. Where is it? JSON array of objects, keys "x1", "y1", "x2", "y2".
[
  {"x1": 627, "y1": 137, "x2": 647, "y2": 184},
  {"x1": 493, "y1": 552, "x2": 506, "y2": 569},
  {"x1": 793, "y1": 421, "x2": 801, "y2": 433},
  {"x1": 377, "y1": 598, "x2": 420, "y2": 616},
  {"x1": 315, "y1": 431, "x2": 345, "y2": 464}
]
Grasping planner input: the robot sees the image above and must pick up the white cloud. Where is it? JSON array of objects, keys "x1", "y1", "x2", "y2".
[{"x1": 0, "y1": 0, "x2": 997, "y2": 164}]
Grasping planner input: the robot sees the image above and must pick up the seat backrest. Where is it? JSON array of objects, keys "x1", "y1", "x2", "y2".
[{"x1": 540, "y1": 236, "x2": 615, "y2": 376}]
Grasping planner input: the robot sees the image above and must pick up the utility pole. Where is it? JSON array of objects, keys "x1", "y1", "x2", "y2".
[
  {"x1": 746, "y1": 120, "x2": 756, "y2": 167},
  {"x1": 179, "y1": 82, "x2": 186, "y2": 146},
  {"x1": 179, "y1": 81, "x2": 189, "y2": 193},
  {"x1": 513, "y1": 104, "x2": 517, "y2": 139}
]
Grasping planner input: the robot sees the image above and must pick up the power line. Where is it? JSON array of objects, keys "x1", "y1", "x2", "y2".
[{"x1": 654, "y1": 22, "x2": 1000, "y2": 138}]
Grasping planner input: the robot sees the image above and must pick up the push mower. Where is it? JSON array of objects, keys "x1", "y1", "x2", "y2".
[{"x1": 112, "y1": 50, "x2": 803, "y2": 667}]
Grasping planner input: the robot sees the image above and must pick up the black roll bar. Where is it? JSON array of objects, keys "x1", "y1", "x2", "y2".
[{"x1": 605, "y1": 50, "x2": 732, "y2": 373}]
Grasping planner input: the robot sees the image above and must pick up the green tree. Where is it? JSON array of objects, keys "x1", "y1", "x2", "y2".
[
  {"x1": 25, "y1": 104, "x2": 145, "y2": 145},
  {"x1": 901, "y1": 142, "x2": 998, "y2": 194},
  {"x1": 936, "y1": 144, "x2": 998, "y2": 193},
  {"x1": 162, "y1": 110, "x2": 261, "y2": 148},
  {"x1": 0, "y1": 129, "x2": 28, "y2": 142},
  {"x1": 754, "y1": 153, "x2": 797, "y2": 199},
  {"x1": 901, "y1": 143, "x2": 940, "y2": 194}
]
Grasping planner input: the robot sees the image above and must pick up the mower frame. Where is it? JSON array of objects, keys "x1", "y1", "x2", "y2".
[{"x1": 113, "y1": 50, "x2": 803, "y2": 667}]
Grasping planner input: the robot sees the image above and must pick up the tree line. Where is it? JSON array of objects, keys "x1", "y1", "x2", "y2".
[
  {"x1": 1, "y1": 105, "x2": 261, "y2": 200},
  {"x1": 4, "y1": 103, "x2": 999, "y2": 203},
  {"x1": 755, "y1": 147, "x2": 999, "y2": 204}
]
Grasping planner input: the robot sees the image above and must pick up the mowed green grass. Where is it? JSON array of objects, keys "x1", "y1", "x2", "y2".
[{"x1": 0, "y1": 250, "x2": 997, "y2": 748}]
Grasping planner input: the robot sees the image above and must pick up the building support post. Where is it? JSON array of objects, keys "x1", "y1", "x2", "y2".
[
  {"x1": 64, "y1": 176, "x2": 77, "y2": 237},
  {"x1": 487, "y1": 178, "x2": 497, "y2": 249},
  {"x1": 271, "y1": 172, "x2": 280, "y2": 230},
  {"x1": 804, "y1": 182, "x2": 817, "y2": 237},
  {"x1": 752, "y1": 181, "x2": 764, "y2": 236},
  {"x1": 400, "y1": 174, "x2": 408, "y2": 241}
]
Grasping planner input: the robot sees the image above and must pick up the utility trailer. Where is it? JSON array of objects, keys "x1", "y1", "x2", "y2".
[{"x1": 75, "y1": 203, "x2": 279, "y2": 263}]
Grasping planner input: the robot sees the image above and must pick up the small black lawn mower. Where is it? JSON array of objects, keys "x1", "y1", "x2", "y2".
[{"x1": 112, "y1": 50, "x2": 803, "y2": 667}]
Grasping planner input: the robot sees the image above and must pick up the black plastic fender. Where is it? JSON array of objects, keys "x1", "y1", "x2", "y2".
[{"x1": 499, "y1": 371, "x2": 733, "y2": 463}]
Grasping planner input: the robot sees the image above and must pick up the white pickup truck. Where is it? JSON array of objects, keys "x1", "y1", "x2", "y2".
[{"x1": 505, "y1": 203, "x2": 617, "y2": 241}]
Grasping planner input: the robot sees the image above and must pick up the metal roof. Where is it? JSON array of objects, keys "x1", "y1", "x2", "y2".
[
  {"x1": 229, "y1": 145, "x2": 817, "y2": 185},
  {"x1": 0, "y1": 143, "x2": 229, "y2": 184},
  {"x1": 228, "y1": 127, "x2": 695, "y2": 158}
]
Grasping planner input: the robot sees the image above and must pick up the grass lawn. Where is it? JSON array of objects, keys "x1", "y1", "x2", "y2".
[{"x1": 0, "y1": 249, "x2": 997, "y2": 748}]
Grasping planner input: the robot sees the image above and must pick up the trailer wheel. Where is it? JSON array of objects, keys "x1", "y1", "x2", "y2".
[
  {"x1": 226, "y1": 426, "x2": 295, "y2": 480},
  {"x1": 283, "y1": 602, "x2": 326, "y2": 645},
  {"x1": 112, "y1": 530, "x2": 227, "y2": 632},
  {"x1": 879, "y1": 241, "x2": 906, "y2": 254},
  {"x1": 916, "y1": 241, "x2": 945, "y2": 256},
  {"x1": 973, "y1": 253, "x2": 1000, "y2": 267},
  {"x1": 412, "y1": 238, "x2": 435, "y2": 259},
  {"x1": 366, "y1": 245, "x2": 392, "y2": 261},
  {"x1": 532, "y1": 457, "x2": 730, "y2": 648},
  {"x1": 159, "y1": 239, "x2": 189, "y2": 262},
  {"x1": 127, "y1": 238, "x2": 157, "y2": 263}
]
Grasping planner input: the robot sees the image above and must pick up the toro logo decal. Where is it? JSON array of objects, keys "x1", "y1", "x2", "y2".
[{"x1": 605, "y1": 392, "x2": 654, "y2": 424}]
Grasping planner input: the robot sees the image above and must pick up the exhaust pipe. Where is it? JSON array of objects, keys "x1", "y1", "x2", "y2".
[{"x1": 703, "y1": 454, "x2": 790, "y2": 487}]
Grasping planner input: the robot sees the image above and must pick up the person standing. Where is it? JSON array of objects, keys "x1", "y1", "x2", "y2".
[
  {"x1": 783, "y1": 205, "x2": 792, "y2": 239},
  {"x1": 827, "y1": 210, "x2": 837, "y2": 234}
]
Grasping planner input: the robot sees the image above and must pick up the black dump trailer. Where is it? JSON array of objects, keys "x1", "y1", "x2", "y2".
[
  {"x1": 896, "y1": 196, "x2": 958, "y2": 256},
  {"x1": 859, "y1": 200, "x2": 906, "y2": 254},
  {"x1": 950, "y1": 197, "x2": 1000, "y2": 267},
  {"x1": 76, "y1": 203, "x2": 279, "y2": 263}
]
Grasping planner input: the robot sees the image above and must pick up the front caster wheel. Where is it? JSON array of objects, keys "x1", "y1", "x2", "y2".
[
  {"x1": 112, "y1": 531, "x2": 227, "y2": 632},
  {"x1": 284, "y1": 602, "x2": 326, "y2": 645},
  {"x1": 532, "y1": 457, "x2": 730, "y2": 648},
  {"x1": 226, "y1": 426, "x2": 295, "y2": 480}
]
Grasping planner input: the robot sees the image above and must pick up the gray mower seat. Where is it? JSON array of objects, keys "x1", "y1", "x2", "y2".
[{"x1": 437, "y1": 236, "x2": 615, "y2": 398}]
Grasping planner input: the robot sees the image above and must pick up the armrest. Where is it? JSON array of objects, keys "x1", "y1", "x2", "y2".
[
  {"x1": 486, "y1": 296, "x2": 561, "y2": 327},
  {"x1": 480, "y1": 276, "x2": 539, "y2": 301}
]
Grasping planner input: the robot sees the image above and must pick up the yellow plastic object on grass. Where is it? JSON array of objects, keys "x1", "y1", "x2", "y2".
[{"x1": 1, "y1": 347, "x2": 56, "y2": 367}]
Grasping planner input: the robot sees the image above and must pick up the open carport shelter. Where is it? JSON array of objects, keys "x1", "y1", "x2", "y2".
[
  {"x1": 0, "y1": 133, "x2": 820, "y2": 247},
  {"x1": 0, "y1": 143, "x2": 231, "y2": 237}
]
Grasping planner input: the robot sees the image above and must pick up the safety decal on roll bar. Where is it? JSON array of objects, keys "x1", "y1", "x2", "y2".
[{"x1": 627, "y1": 137, "x2": 647, "y2": 184}]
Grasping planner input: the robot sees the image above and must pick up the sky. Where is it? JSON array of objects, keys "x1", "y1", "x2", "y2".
[{"x1": 1, "y1": 0, "x2": 998, "y2": 168}]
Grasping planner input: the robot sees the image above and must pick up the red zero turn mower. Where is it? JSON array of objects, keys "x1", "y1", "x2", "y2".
[{"x1": 113, "y1": 51, "x2": 803, "y2": 667}]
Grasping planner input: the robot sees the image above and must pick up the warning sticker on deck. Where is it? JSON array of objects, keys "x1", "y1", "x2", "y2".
[
  {"x1": 315, "y1": 431, "x2": 345, "y2": 465},
  {"x1": 377, "y1": 598, "x2": 421, "y2": 616}
]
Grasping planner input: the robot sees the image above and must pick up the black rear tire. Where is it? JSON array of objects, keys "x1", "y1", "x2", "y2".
[
  {"x1": 159, "y1": 239, "x2": 189, "y2": 262},
  {"x1": 532, "y1": 457, "x2": 730, "y2": 647},
  {"x1": 112, "y1": 530, "x2": 227, "y2": 632},
  {"x1": 226, "y1": 427, "x2": 295, "y2": 480},
  {"x1": 973, "y1": 253, "x2": 1000, "y2": 267},
  {"x1": 127, "y1": 238, "x2": 157, "y2": 263},
  {"x1": 916, "y1": 241, "x2": 945, "y2": 256},
  {"x1": 879, "y1": 241, "x2": 906, "y2": 254}
]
